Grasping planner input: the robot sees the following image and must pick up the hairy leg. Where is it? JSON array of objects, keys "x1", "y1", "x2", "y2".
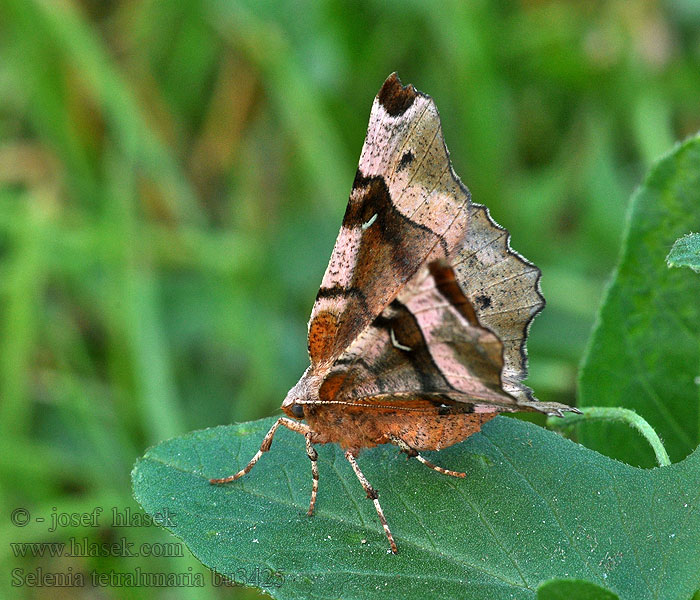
[
  {"x1": 344, "y1": 451, "x2": 398, "y2": 554},
  {"x1": 388, "y1": 434, "x2": 466, "y2": 478},
  {"x1": 210, "y1": 417, "x2": 312, "y2": 484},
  {"x1": 305, "y1": 434, "x2": 319, "y2": 516}
]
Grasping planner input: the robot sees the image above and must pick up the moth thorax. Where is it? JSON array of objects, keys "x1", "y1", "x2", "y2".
[{"x1": 280, "y1": 367, "x2": 321, "y2": 420}]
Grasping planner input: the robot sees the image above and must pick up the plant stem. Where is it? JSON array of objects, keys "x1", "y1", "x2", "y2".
[{"x1": 546, "y1": 407, "x2": 671, "y2": 467}]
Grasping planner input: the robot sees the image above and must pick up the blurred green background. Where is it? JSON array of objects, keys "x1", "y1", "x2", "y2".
[{"x1": 1, "y1": 0, "x2": 699, "y2": 598}]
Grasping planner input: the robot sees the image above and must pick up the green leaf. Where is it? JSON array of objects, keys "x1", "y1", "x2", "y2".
[
  {"x1": 132, "y1": 416, "x2": 700, "y2": 600},
  {"x1": 579, "y1": 135, "x2": 700, "y2": 467},
  {"x1": 537, "y1": 578, "x2": 619, "y2": 600},
  {"x1": 667, "y1": 233, "x2": 700, "y2": 273}
]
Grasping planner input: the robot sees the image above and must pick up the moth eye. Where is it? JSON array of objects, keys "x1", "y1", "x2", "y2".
[{"x1": 291, "y1": 403, "x2": 304, "y2": 419}]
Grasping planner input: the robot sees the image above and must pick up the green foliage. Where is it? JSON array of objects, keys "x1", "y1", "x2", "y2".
[
  {"x1": 537, "y1": 578, "x2": 619, "y2": 600},
  {"x1": 667, "y1": 233, "x2": 700, "y2": 273},
  {"x1": 2, "y1": 1, "x2": 700, "y2": 599},
  {"x1": 133, "y1": 417, "x2": 700, "y2": 600},
  {"x1": 547, "y1": 407, "x2": 671, "y2": 467},
  {"x1": 578, "y1": 135, "x2": 700, "y2": 467}
]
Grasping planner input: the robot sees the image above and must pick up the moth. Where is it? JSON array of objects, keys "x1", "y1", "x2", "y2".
[{"x1": 211, "y1": 73, "x2": 579, "y2": 553}]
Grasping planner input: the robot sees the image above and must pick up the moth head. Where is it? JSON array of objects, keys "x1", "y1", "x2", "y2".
[{"x1": 281, "y1": 367, "x2": 321, "y2": 420}]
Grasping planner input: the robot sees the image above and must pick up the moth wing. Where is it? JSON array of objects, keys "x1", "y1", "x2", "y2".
[
  {"x1": 308, "y1": 74, "x2": 470, "y2": 368},
  {"x1": 316, "y1": 261, "x2": 575, "y2": 416},
  {"x1": 453, "y1": 203, "x2": 545, "y2": 404}
]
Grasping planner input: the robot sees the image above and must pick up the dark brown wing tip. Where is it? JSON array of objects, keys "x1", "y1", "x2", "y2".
[{"x1": 378, "y1": 73, "x2": 418, "y2": 117}]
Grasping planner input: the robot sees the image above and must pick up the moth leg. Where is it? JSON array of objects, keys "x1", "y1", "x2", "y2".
[
  {"x1": 210, "y1": 417, "x2": 311, "y2": 484},
  {"x1": 388, "y1": 435, "x2": 466, "y2": 478},
  {"x1": 305, "y1": 434, "x2": 319, "y2": 516},
  {"x1": 344, "y1": 451, "x2": 398, "y2": 554}
]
